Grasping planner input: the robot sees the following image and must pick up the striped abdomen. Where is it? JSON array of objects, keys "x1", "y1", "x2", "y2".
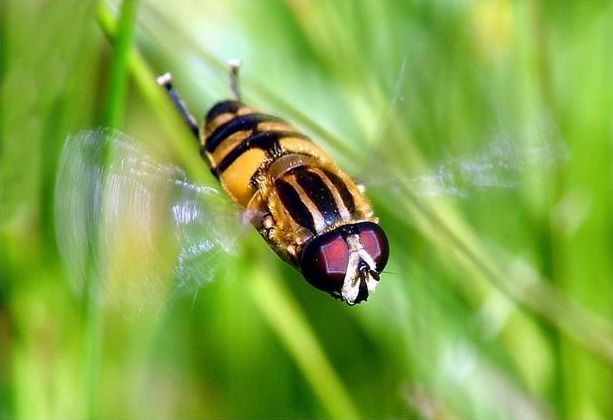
[
  {"x1": 202, "y1": 100, "x2": 325, "y2": 207},
  {"x1": 274, "y1": 167, "x2": 362, "y2": 235},
  {"x1": 200, "y1": 99, "x2": 374, "y2": 265}
]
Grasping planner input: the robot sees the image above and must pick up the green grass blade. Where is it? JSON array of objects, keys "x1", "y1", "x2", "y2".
[
  {"x1": 249, "y1": 268, "x2": 359, "y2": 419},
  {"x1": 84, "y1": 1, "x2": 139, "y2": 417},
  {"x1": 101, "y1": 0, "x2": 137, "y2": 128}
]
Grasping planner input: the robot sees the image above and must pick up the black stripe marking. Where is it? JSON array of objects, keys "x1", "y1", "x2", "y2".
[
  {"x1": 205, "y1": 100, "x2": 243, "y2": 121},
  {"x1": 323, "y1": 170, "x2": 356, "y2": 215},
  {"x1": 205, "y1": 113, "x2": 286, "y2": 153},
  {"x1": 214, "y1": 131, "x2": 309, "y2": 175},
  {"x1": 275, "y1": 179, "x2": 317, "y2": 233},
  {"x1": 295, "y1": 170, "x2": 342, "y2": 225}
]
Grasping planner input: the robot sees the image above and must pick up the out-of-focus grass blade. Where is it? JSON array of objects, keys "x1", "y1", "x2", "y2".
[
  {"x1": 84, "y1": 1, "x2": 138, "y2": 416},
  {"x1": 249, "y1": 268, "x2": 359, "y2": 418},
  {"x1": 102, "y1": 0, "x2": 138, "y2": 128}
]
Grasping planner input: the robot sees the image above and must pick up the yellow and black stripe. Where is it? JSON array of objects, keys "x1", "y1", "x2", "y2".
[
  {"x1": 274, "y1": 167, "x2": 359, "y2": 234},
  {"x1": 201, "y1": 99, "x2": 375, "y2": 264},
  {"x1": 202, "y1": 100, "x2": 332, "y2": 208}
]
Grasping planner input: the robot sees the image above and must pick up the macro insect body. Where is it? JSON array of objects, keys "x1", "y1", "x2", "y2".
[{"x1": 157, "y1": 64, "x2": 389, "y2": 305}]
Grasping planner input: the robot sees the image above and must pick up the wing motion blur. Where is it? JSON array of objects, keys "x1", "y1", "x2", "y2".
[
  {"x1": 55, "y1": 129, "x2": 239, "y2": 314},
  {"x1": 406, "y1": 135, "x2": 569, "y2": 198}
]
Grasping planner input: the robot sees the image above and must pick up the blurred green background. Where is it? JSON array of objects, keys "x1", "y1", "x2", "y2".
[{"x1": 2, "y1": 1, "x2": 613, "y2": 418}]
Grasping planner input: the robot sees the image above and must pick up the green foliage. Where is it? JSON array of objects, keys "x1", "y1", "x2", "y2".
[{"x1": 2, "y1": 1, "x2": 612, "y2": 418}]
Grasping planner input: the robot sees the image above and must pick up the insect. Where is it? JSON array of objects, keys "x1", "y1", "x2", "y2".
[{"x1": 156, "y1": 63, "x2": 389, "y2": 305}]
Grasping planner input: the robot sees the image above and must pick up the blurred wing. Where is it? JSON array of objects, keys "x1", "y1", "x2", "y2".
[
  {"x1": 406, "y1": 134, "x2": 569, "y2": 198},
  {"x1": 358, "y1": 123, "x2": 569, "y2": 200},
  {"x1": 55, "y1": 128, "x2": 240, "y2": 314}
]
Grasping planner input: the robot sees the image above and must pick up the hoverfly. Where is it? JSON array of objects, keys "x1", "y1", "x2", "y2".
[
  {"x1": 157, "y1": 63, "x2": 389, "y2": 305},
  {"x1": 56, "y1": 63, "x2": 389, "y2": 308}
]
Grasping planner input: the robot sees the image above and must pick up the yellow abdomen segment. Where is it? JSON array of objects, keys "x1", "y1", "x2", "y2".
[{"x1": 202, "y1": 100, "x2": 326, "y2": 208}]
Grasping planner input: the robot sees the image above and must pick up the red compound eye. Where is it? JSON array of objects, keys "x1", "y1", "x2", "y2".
[
  {"x1": 356, "y1": 222, "x2": 389, "y2": 272},
  {"x1": 300, "y1": 230, "x2": 349, "y2": 293}
]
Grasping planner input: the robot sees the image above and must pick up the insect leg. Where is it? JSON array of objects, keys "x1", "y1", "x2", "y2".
[{"x1": 156, "y1": 73, "x2": 200, "y2": 139}]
